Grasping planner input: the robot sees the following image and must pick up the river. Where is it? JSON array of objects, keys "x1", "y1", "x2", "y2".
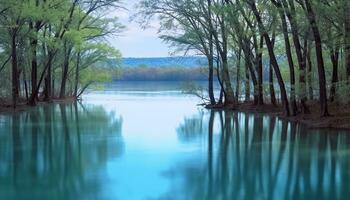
[{"x1": 0, "y1": 82, "x2": 349, "y2": 200}]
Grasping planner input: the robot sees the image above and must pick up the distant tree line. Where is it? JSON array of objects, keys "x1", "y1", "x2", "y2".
[
  {"x1": 120, "y1": 57, "x2": 208, "y2": 68},
  {"x1": 0, "y1": 0, "x2": 123, "y2": 108},
  {"x1": 138, "y1": 0, "x2": 350, "y2": 117},
  {"x1": 116, "y1": 65, "x2": 209, "y2": 81}
]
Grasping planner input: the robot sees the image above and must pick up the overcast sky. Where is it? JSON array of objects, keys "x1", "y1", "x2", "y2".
[{"x1": 109, "y1": 0, "x2": 170, "y2": 58}]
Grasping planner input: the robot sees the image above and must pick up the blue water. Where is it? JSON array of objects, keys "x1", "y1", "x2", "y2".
[{"x1": 0, "y1": 83, "x2": 350, "y2": 200}]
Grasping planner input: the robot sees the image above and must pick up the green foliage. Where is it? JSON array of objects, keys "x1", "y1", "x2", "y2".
[
  {"x1": 80, "y1": 67, "x2": 113, "y2": 90},
  {"x1": 0, "y1": 0, "x2": 123, "y2": 102}
]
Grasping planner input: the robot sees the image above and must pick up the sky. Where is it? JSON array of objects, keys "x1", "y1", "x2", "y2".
[{"x1": 109, "y1": 0, "x2": 171, "y2": 58}]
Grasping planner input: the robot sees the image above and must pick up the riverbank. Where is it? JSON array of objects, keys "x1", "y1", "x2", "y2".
[
  {"x1": 2, "y1": 95, "x2": 350, "y2": 130},
  {"x1": 206, "y1": 101, "x2": 350, "y2": 130},
  {"x1": 0, "y1": 97, "x2": 77, "y2": 114}
]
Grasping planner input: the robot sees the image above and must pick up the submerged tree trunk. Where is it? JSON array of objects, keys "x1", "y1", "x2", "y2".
[{"x1": 304, "y1": 0, "x2": 329, "y2": 117}]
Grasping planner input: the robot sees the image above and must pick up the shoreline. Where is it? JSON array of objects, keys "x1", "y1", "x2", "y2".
[
  {"x1": 0, "y1": 98, "x2": 77, "y2": 114},
  {"x1": 205, "y1": 102, "x2": 350, "y2": 130},
  {"x1": 1, "y1": 96, "x2": 350, "y2": 130}
]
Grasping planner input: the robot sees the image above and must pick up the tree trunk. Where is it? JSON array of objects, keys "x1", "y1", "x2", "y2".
[
  {"x1": 270, "y1": 30, "x2": 277, "y2": 106},
  {"x1": 256, "y1": 35, "x2": 264, "y2": 105},
  {"x1": 344, "y1": 0, "x2": 350, "y2": 82},
  {"x1": 242, "y1": 39, "x2": 258, "y2": 104},
  {"x1": 235, "y1": 48, "x2": 242, "y2": 103},
  {"x1": 219, "y1": 18, "x2": 235, "y2": 106},
  {"x1": 206, "y1": 3, "x2": 216, "y2": 105},
  {"x1": 269, "y1": 62, "x2": 276, "y2": 105},
  {"x1": 221, "y1": 55, "x2": 235, "y2": 105},
  {"x1": 212, "y1": 12, "x2": 235, "y2": 106},
  {"x1": 283, "y1": 0, "x2": 309, "y2": 113},
  {"x1": 44, "y1": 52, "x2": 53, "y2": 102},
  {"x1": 307, "y1": 42, "x2": 314, "y2": 100},
  {"x1": 208, "y1": 56, "x2": 216, "y2": 105},
  {"x1": 60, "y1": 41, "x2": 72, "y2": 98},
  {"x1": 11, "y1": 32, "x2": 19, "y2": 109},
  {"x1": 304, "y1": 0, "x2": 329, "y2": 117},
  {"x1": 279, "y1": 9, "x2": 297, "y2": 115},
  {"x1": 29, "y1": 23, "x2": 38, "y2": 106},
  {"x1": 249, "y1": 1, "x2": 290, "y2": 116},
  {"x1": 330, "y1": 48, "x2": 339, "y2": 102},
  {"x1": 245, "y1": 59, "x2": 250, "y2": 102},
  {"x1": 74, "y1": 51, "x2": 81, "y2": 97}
]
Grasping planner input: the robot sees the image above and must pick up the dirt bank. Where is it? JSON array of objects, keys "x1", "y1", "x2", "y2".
[{"x1": 206, "y1": 101, "x2": 350, "y2": 130}]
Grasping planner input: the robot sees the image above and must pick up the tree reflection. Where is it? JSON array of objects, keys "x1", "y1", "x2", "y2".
[
  {"x1": 0, "y1": 103, "x2": 124, "y2": 200},
  {"x1": 170, "y1": 111, "x2": 350, "y2": 200}
]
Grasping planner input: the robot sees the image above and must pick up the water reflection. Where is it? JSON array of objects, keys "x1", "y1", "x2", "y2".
[
  {"x1": 0, "y1": 103, "x2": 123, "y2": 200},
  {"x1": 173, "y1": 111, "x2": 350, "y2": 200},
  {"x1": 1, "y1": 93, "x2": 350, "y2": 200}
]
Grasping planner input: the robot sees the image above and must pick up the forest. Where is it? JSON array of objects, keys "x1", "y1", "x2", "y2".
[
  {"x1": 138, "y1": 0, "x2": 350, "y2": 118},
  {"x1": 0, "y1": 0, "x2": 122, "y2": 108}
]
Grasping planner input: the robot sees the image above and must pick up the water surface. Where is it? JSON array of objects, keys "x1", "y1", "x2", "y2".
[{"x1": 0, "y1": 82, "x2": 350, "y2": 200}]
